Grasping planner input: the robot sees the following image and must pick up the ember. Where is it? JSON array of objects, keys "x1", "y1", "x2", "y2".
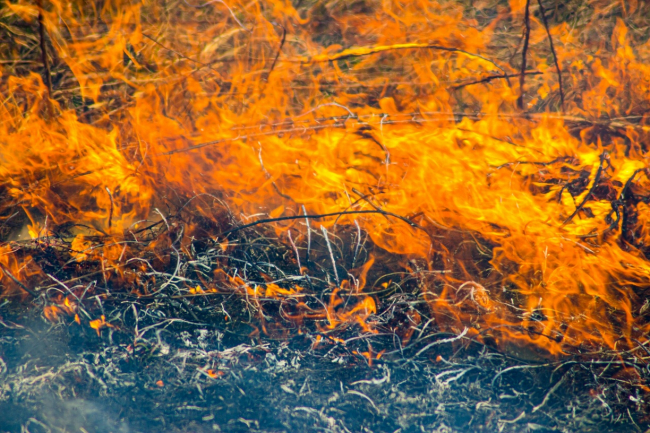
[{"x1": 1, "y1": 0, "x2": 649, "y2": 431}]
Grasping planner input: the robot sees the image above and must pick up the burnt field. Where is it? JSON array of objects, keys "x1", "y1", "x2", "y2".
[{"x1": 1, "y1": 225, "x2": 649, "y2": 432}]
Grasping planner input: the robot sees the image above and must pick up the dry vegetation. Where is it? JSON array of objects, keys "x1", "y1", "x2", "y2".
[{"x1": 1, "y1": 0, "x2": 650, "y2": 431}]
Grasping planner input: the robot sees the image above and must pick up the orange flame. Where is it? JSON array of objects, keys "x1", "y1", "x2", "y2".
[{"x1": 0, "y1": 0, "x2": 649, "y2": 355}]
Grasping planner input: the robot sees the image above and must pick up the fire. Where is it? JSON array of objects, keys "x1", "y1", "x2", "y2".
[{"x1": 1, "y1": 0, "x2": 650, "y2": 357}]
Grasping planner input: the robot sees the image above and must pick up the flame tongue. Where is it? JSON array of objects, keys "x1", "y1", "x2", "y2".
[{"x1": 1, "y1": 0, "x2": 650, "y2": 356}]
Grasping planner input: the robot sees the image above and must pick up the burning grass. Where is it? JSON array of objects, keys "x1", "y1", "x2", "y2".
[{"x1": 1, "y1": 0, "x2": 650, "y2": 429}]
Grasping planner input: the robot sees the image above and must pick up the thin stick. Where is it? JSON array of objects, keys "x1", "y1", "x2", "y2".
[
  {"x1": 415, "y1": 327, "x2": 468, "y2": 357},
  {"x1": 0, "y1": 264, "x2": 38, "y2": 297},
  {"x1": 537, "y1": 0, "x2": 565, "y2": 111},
  {"x1": 562, "y1": 152, "x2": 607, "y2": 226},
  {"x1": 452, "y1": 71, "x2": 542, "y2": 90},
  {"x1": 517, "y1": 0, "x2": 532, "y2": 110},
  {"x1": 37, "y1": 0, "x2": 54, "y2": 118},
  {"x1": 218, "y1": 209, "x2": 421, "y2": 238},
  {"x1": 531, "y1": 372, "x2": 567, "y2": 413},
  {"x1": 352, "y1": 220, "x2": 362, "y2": 269},
  {"x1": 298, "y1": 43, "x2": 509, "y2": 78},
  {"x1": 287, "y1": 230, "x2": 301, "y2": 271},
  {"x1": 320, "y1": 226, "x2": 340, "y2": 286},
  {"x1": 303, "y1": 205, "x2": 311, "y2": 263},
  {"x1": 105, "y1": 187, "x2": 114, "y2": 229},
  {"x1": 265, "y1": 24, "x2": 286, "y2": 82},
  {"x1": 142, "y1": 33, "x2": 224, "y2": 75}
]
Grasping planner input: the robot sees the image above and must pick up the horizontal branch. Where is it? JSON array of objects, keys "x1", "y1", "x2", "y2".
[
  {"x1": 296, "y1": 43, "x2": 508, "y2": 76},
  {"x1": 217, "y1": 209, "x2": 424, "y2": 238},
  {"x1": 451, "y1": 71, "x2": 542, "y2": 90}
]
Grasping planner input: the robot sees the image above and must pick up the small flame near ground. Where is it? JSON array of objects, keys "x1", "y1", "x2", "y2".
[{"x1": 0, "y1": 0, "x2": 650, "y2": 358}]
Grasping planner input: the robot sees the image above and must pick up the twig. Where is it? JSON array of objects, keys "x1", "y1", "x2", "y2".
[
  {"x1": 257, "y1": 144, "x2": 291, "y2": 199},
  {"x1": 320, "y1": 226, "x2": 340, "y2": 286},
  {"x1": 537, "y1": 0, "x2": 565, "y2": 111},
  {"x1": 414, "y1": 327, "x2": 468, "y2": 357},
  {"x1": 619, "y1": 168, "x2": 648, "y2": 243},
  {"x1": 576, "y1": 168, "x2": 648, "y2": 239},
  {"x1": 298, "y1": 43, "x2": 508, "y2": 77},
  {"x1": 0, "y1": 264, "x2": 38, "y2": 297},
  {"x1": 218, "y1": 210, "x2": 422, "y2": 238},
  {"x1": 303, "y1": 205, "x2": 311, "y2": 262},
  {"x1": 352, "y1": 220, "x2": 362, "y2": 269},
  {"x1": 37, "y1": 0, "x2": 54, "y2": 118},
  {"x1": 346, "y1": 390, "x2": 381, "y2": 414},
  {"x1": 287, "y1": 230, "x2": 301, "y2": 271},
  {"x1": 105, "y1": 187, "x2": 114, "y2": 229},
  {"x1": 562, "y1": 152, "x2": 607, "y2": 226},
  {"x1": 627, "y1": 408, "x2": 642, "y2": 432},
  {"x1": 142, "y1": 33, "x2": 223, "y2": 76},
  {"x1": 531, "y1": 371, "x2": 567, "y2": 413},
  {"x1": 39, "y1": 265, "x2": 126, "y2": 290},
  {"x1": 517, "y1": 0, "x2": 532, "y2": 110},
  {"x1": 264, "y1": 24, "x2": 286, "y2": 82},
  {"x1": 183, "y1": 0, "x2": 247, "y2": 30},
  {"x1": 452, "y1": 71, "x2": 542, "y2": 90}
]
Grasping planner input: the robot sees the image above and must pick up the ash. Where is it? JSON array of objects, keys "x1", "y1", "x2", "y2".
[{"x1": 1, "y1": 304, "x2": 647, "y2": 433}]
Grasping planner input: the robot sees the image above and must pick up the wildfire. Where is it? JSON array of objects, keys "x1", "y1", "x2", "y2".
[{"x1": 1, "y1": 0, "x2": 650, "y2": 357}]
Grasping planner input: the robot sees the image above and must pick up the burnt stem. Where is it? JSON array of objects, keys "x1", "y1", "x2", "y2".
[
  {"x1": 517, "y1": 0, "x2": 532, "y2": 110},
  {"x1": 0, "y1": 264, "x2": 38, "y2": 297},
  {"x1": 105, "y1": 187, "x2": 114, "y2": 229},
  {"x1": 562, "y1": 152, "x2": 608, "y2": 227},
  {"x1": 537, "y1": 0, "x2": 565, "y2": 112},
  {"x1": 265, "y1": 24, "x2": 286, "y2": 82},
  {"x1": 37, "y1": 0, "x2": 54, "y2": 118}
]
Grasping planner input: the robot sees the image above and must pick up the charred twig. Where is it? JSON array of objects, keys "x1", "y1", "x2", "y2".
[
  {"x1": 37, "y1": 0, "x2": 54, "y2": 118},
  {"x1": 264, "y1": 24, "x2": 286, "y2": 82},
  {"x1": 562, "y1": 152, "x2": 608, "y2": 227},
  {"x1": 537, "y1": 0, "x2": 565, "y2": 111},
  {"x1": 618, "y1": 168, "x2": 648, "y2": 244},
  {"x1": 532, "y1": 370, "x2": 569, "y2": 413},
  {"x1": 218, "y1": 210, "x2": 423, "y2": 238},
  {"x1": 303, "y1": 205, "x2": 311, "y2": 262},
  {"x1": 495, "y1": 156, "x2": 572, "y2": 170},
  {"x1": 517, "y1": 0, "x2": 532, "y2": 110},
  {"x1": 320, "y1": 226, "x2": 340, "y2": 286},
  {"x1": 414, "y1": 327, "x2": 468, "y2": 357},
  {"x1": 452, "y1": 71, "x2": 541, "y2": 90},
  {"x1": 0, "y1": 264, "x2": 38, "y2": 297},
  {"x1": 39, "y1": 265, "x2": 127, "y2": 290},
  {"x1": 287, "y1": 230, "x2": 301, "y2": 271},
  {"x1": 105, "y1": 187, "x2": 114, "y2": 229},
  {"x1": 350, "y1": 188, "x2": 391, "y2": 224}
]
